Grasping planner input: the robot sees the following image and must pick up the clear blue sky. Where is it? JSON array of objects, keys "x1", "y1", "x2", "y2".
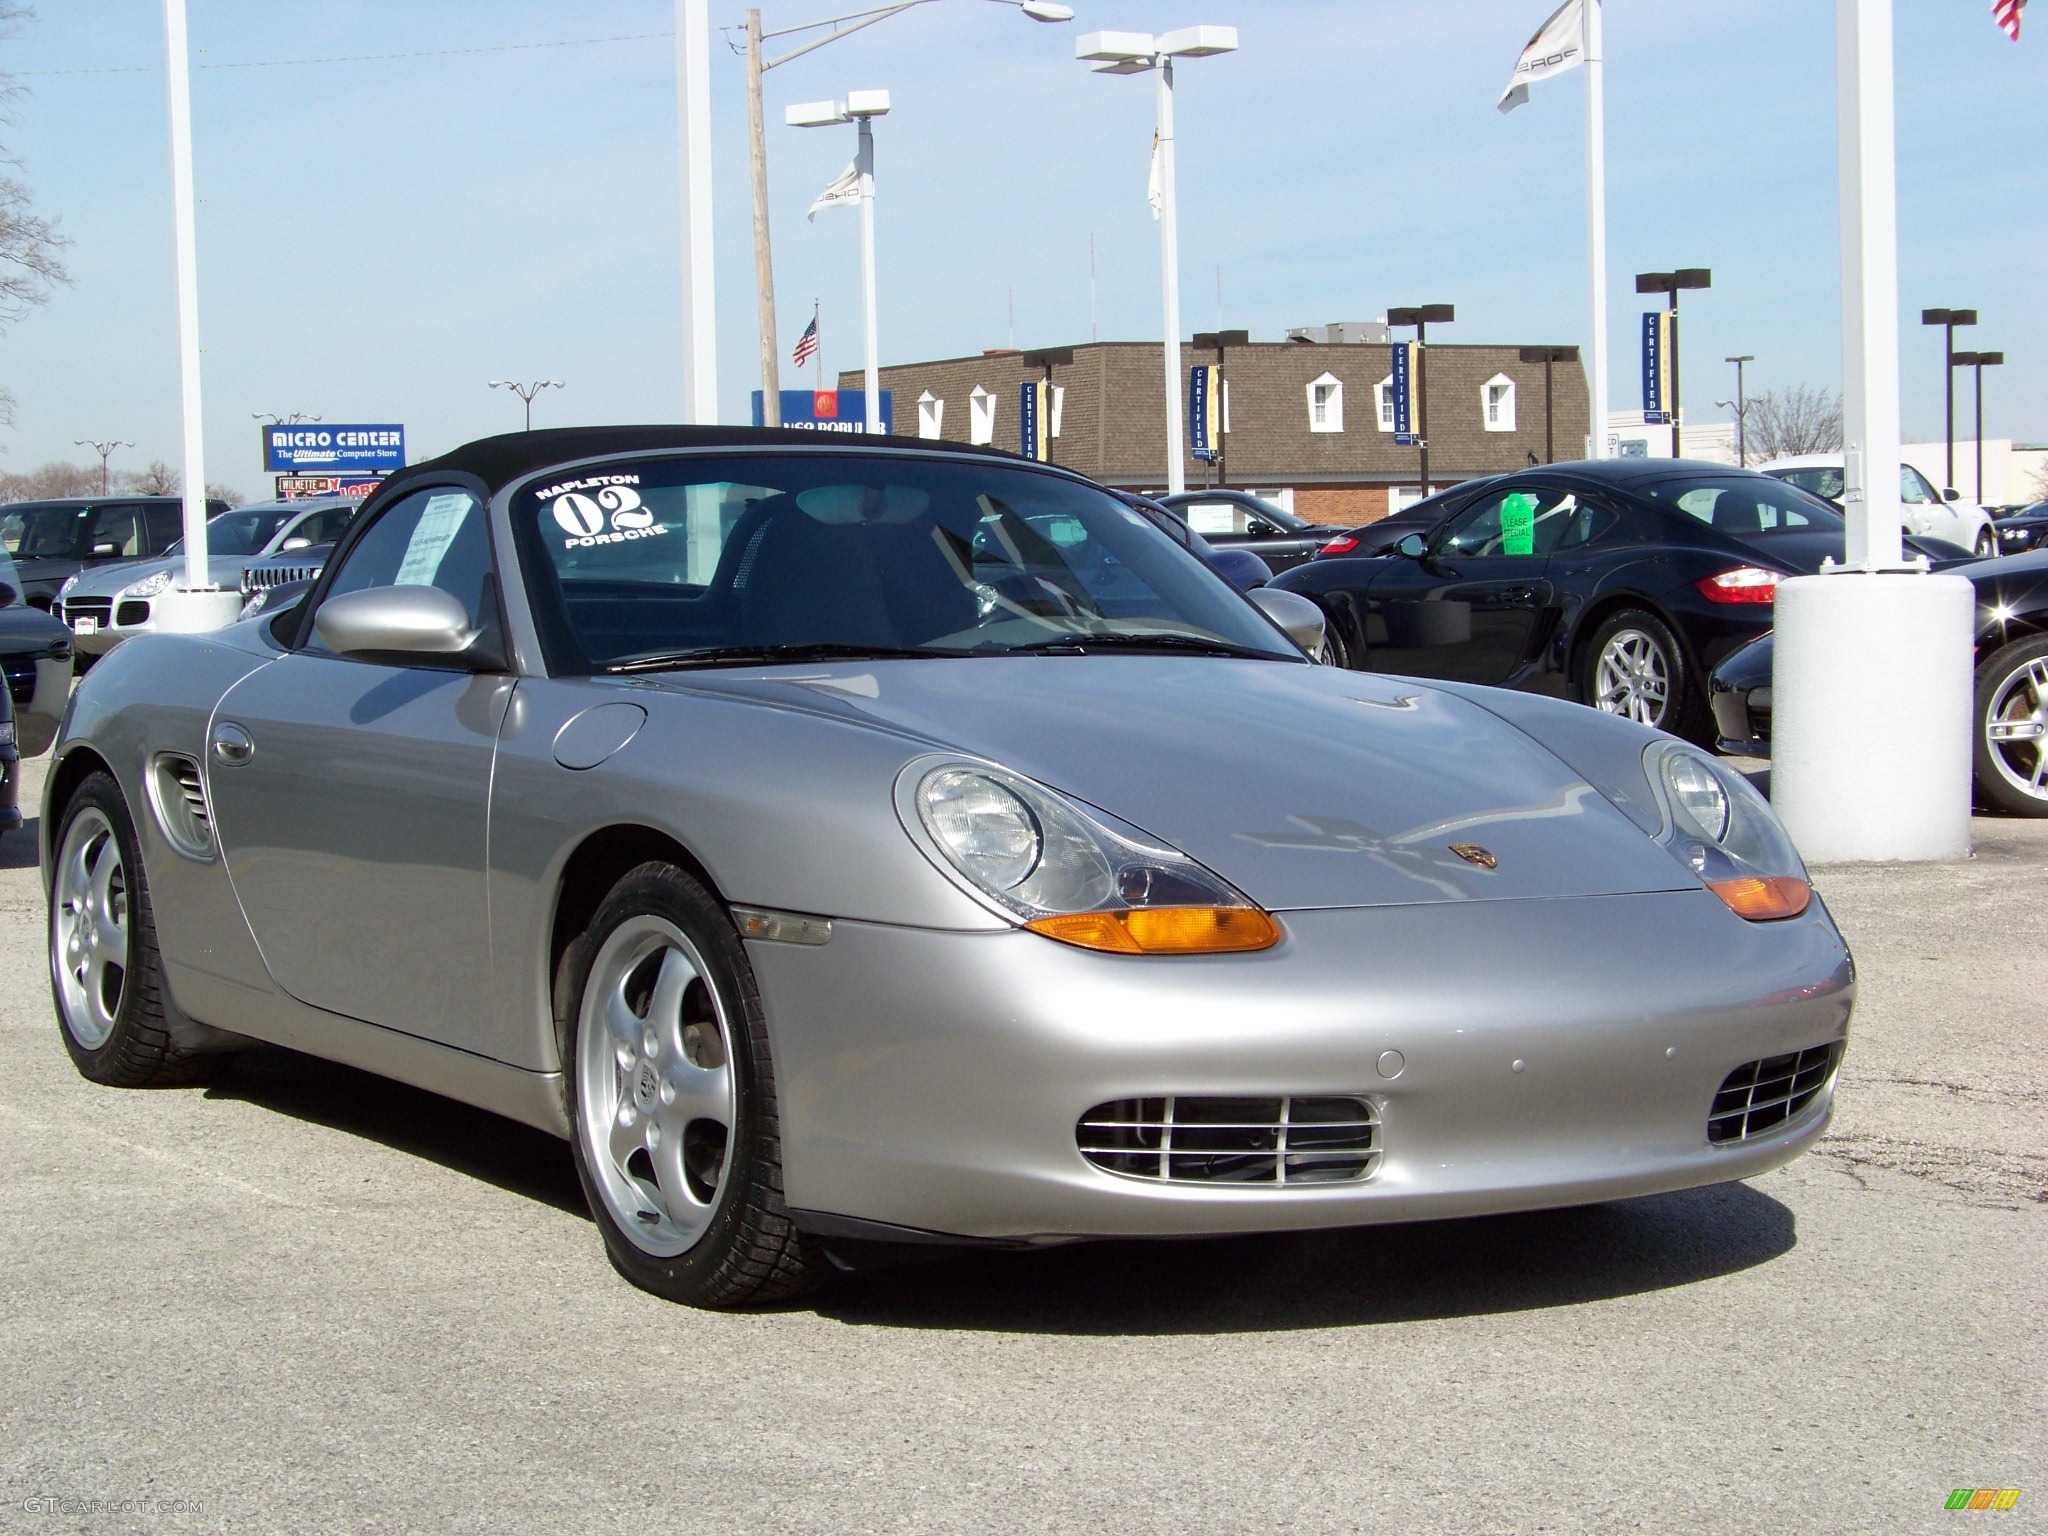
[{"x1": 2, "y1": 1, "x2": 2041, "y2": 496}]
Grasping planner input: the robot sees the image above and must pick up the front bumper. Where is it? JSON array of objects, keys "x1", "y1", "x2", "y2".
[
  {"x1": 1710, "y1": 678, "x2": 1771, "y2": 757},
  {"x1": 750, "y1": 889, "x2": 1854, "y2": 1241}
]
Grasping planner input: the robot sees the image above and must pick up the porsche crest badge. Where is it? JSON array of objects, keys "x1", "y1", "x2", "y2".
[{"x1": 1450, "y1": 843, "x2": 1498, "y2": 870}]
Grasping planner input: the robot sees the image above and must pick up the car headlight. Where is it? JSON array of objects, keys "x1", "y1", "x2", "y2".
[
  {"x1": 899, "y1": 758, "x2": 1279, "y2": 954},
  {"x1": 0, "y1": 720, "x2": 15, "y2": 749},
  {"x1": 123, "y1": 570, "x2": 174, "y2": 600},
  {"x1": 1645, "y1": 741, "x2": 1810, "y2": 921},
  {"x1": 240, "y1": 587, "x2": 271, "y2": 619}
]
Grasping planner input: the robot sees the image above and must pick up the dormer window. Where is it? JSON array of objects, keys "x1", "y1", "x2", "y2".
[
  {"x1": 1374, "y1": 375, "x2": 1395, "y2": 433},
  {"x1": 968, "y1": 385, "x2": 996, "y2": 446},
  {"x1": 917, "y1": 390, "x2": 944, "y2": 440},
  {"x1": 1483, "y1": 374, "x2": 1517, "y2": 433},
  {"x1": 1307, "y1": 372, "x2": 1344, "y2": 434}
]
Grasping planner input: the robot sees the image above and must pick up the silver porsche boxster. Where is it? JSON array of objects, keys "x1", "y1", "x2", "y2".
[{"x1": 43, "y1": 428, "x2": 1854, "y2": 1308}]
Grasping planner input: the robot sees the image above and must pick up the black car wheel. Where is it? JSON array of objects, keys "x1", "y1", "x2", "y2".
[
  {"x1": 1975, "y1": 526, "x2": 1997, "y2": 559},
  {"x1": 1313, "y1": 611, "x2": 1351, "y2": 668},
  {"x1": 1973, "y1": 636, "x2": 2048, "y2": 817},
  {"x1": 1580, "y1": 608, "x2": 1706, "y2": 742},
  {"x1": 557, "y1": 859, "x2": 826, "y2": 1308}
]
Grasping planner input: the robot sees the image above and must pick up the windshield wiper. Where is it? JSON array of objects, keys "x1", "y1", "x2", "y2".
[
  {"x1": 1000, "y1": 632, "x2": 1288, "y2": 661},
  {"x1": 606, "y1": 642, "x2": 943, "y2": 674}
]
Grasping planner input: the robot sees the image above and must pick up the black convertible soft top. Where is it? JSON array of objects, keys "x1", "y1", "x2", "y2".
[{"x1": 380, "y1": 425, "x2": 1031, "y2": 502}]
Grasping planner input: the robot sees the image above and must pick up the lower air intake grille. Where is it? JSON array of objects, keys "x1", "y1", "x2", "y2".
[
  {"x1": 1709, "y1": 1041, "x2": 1842, "y2": 1144},
  {"x1": 1077, "y1": 1096, "x2": 1381, "y2": 1185}
]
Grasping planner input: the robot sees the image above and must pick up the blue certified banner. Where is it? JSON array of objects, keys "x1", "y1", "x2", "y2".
[
  {"x1": 1019, "y1": 380, "x2": 1041, "y2": 460},
  {"x1": 1391, "y1": 342, "x2": 1416, "y2": 445},
  {"x1": 1641, "y1": 312, "x2": 1671, "y2": 425},
  {"x1": 751, "y1": 389, "x2": 894, "y2": 434},
  {"x1": 262, "y1": 424, "x2": 405, "y2": 474},
  {"x1": 1188, "y1": 365, "x2": 1213, "y2": 461}
]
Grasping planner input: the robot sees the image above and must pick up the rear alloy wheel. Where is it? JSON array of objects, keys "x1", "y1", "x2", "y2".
[
  {"x1": 49, "y1": 772, "x2": 209, "y2": 1085},
  {"x1": 1973, "y1": 636, "x2": 2048, "y2": 816},
  {"x1": 1975, "y1": 525, "x2": 1997, "y2": 559},
  {"x1": 558, "y1": 861, "x2": 825, "y2": 1307},
  {"x1": 1583, "y1": 608, "x2": 1705, "y2": 740},
  {"x1": 1312, "y1": 612, "x2": 1351, "y2": 668}
]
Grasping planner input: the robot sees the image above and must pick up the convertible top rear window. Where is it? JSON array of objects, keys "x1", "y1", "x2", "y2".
[
  {"x1": 511, "y1": 453, "x2": 1299, "y2": 673},
  {"x1": 1642, "y1": 476, "x2": 1844, "y2": 537}
]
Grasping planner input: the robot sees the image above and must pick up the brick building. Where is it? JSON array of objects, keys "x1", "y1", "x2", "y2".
[{"x1": 845, "y1": 331, "x2": 1590, "y2": 524}]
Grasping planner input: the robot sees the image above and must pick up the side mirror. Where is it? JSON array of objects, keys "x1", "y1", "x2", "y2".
[
  {"x1": 314, "y1": 585, "x2": 490, "y2": 666},
  {"x1": 91, "y1": 542, "x2": 120, "y2": 557},
  {"x1": 0, "y1": 582, "x2": 15, "y2": 609},
  {"x1": 1247, "y1": 587, "x2": 1327, "y2": 656},
  {"x1": 281, "y1": 536, "x2": 312, "y2": 551},
  {"x1": 1395, "y1": 532, "x2": 1429, "y2": 559},
  {"x1": 1942, "y1": 487, "x2": 1960, "y2": 503},
  {"x1": 1245, "y1": 517, "x2": 1276, "y2": 538}
]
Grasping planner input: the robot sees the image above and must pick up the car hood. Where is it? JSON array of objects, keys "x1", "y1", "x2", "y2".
[
  {"x1": 661, "y1": 658, "x2": 1697, "y2": 912},
  {"x1": 11, "y1": 556, "x2": 84, "y2": 587},
  {"x1": 66, "y1": 554, "x2": 256, "y2": 598}
]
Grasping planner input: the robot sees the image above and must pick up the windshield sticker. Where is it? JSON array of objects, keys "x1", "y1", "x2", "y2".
[
  {"x1": 394, "y1": 492, "x2": 473, "y2": 585},
  {"x1": 1501, "y1": 491, "x2": 1537, "y2": 556},
  {"x1": 537, "y1": 477, "x2": 667, "y2": 549}
]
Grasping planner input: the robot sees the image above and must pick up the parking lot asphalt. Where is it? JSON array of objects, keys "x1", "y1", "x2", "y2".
[{"x1": 2, "y1": 747, "x2": 2042, "y2": 1536}]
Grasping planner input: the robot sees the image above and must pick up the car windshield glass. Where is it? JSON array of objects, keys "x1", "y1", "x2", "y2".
[
  {"x1": 513, "y1": 453, "x2": 1301, "y2": 672},
  {"x1": 0, "y1": 505, "x2": 92, "y2": 559},
  {"x1": 163, "y1": 509, "x2": 294, "y2": 558},
  {"x1": 1642, "y1": 476, "x2": 1845, "y2": 535},
  {"x1": 1770, "y1": 466, "x2": 1844, "y2": 501}
]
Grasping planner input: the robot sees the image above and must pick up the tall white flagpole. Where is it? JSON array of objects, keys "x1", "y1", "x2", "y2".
[
  {"x1": 164, "y1": 0, "x2": 208, "y2": 592},
  {"x1": 858, "y1": 115, "x2": 881, "y2": 434},
  {"x1": 1156, "y1": 57, "x2": 1186, "y2": 496},
  {"x1": 1583, "y1": 0, "x2": 1609, "y2": 458},
  {"x1": 675, "y1": 0, "x2": 719, "y2": 424}
]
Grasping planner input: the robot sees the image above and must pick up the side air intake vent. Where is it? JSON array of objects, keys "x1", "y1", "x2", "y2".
[
  {"x1": 1077, "y1": 1095, "x2": 1381, "y2": 1185},
  {"x1": 1708, "y1": 1041, "x2": 1843, "y2": 1144},
  {"x1": 149, "y1": 753, "x2": 215, "y2": 860}
]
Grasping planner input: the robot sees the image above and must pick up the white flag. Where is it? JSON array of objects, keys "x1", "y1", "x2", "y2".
[
  {"x1": 1498, "y1": 0, "x2": 1585, "y2": 114},
  {"x1": 807, "y1": 161, "x2": 861, "y2": 221},
  {"x1": 1147, "y1": 130, "x2": 1162, "y2": 220}
]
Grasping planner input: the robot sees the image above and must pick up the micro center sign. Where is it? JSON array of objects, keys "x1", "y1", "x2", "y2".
[{"x1": 262, "y1": 423, "x2": 407, "y2": 474}]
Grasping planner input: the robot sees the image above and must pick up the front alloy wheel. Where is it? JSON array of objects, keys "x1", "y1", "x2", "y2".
[
  {"x1": 1974, "y1": 636, "x2": 2048, "y2": 815},
  {"x1": 1593, "y1": 626, "x2": 1672, "y2": 727},
  {"x1": 1975, "y1": 525, "x2": 1997, "y2": 559}
]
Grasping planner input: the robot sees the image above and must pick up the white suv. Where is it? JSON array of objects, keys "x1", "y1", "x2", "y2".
[{"x1": 1759, "y1": 455, "x2": 1995, "y2": 557}]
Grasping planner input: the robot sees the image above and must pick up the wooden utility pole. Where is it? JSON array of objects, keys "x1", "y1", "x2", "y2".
[{"x1": 746, "y1": 10, "x2": 781, "y2": 426}]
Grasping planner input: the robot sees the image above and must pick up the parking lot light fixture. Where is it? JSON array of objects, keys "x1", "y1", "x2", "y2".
[
  {"x1": 1076, "y1": 24, "x2": 1239, "y2": 495},
  {"x1": 1722, "y1": 355, "x2": 1753, "y2": 465},
  {"x1": 1951, "y1": 350, "x2": 2003, "y2": 504},
  {"x1": 1517, "y1": 345, "x2": 1578, "y2": 465},
  {"x1": 489, "y1": 379, "x2": 565, "y2": 432},
  {"x1": 788, "y1": 92, "x2": 891, "y2": 434},
  {"x1": 745, "y1": 1, "x2": 1075, "y2": 427},
  {"x1": 1389, "y1": 305, "x2": 1454, "y2": 489},
  {"x1": 73, "y1": 439, "x2": 134, "y2": 497},
  {"x1": 1922, "y1": 308, "x2": 1978, "y2": 492},
  {"x1": 1635, "y1": 269, "x2": 1710, "y2": 457}
]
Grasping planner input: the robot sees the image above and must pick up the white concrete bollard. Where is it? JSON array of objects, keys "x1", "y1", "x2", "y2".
[
  {"x1": 150, "y1": 587, "x2": 246, "y2": 635},
  {"x1": 1771, "y1": 570, "x2": 1975, "y2": 863}
]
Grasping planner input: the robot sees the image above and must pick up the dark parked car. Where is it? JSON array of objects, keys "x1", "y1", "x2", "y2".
[
  {"x1": 0, "y1": 545, "x2": 74, "y2": 818},
  {"x1": 1155, "y1": 489, "x2": 1341, "y2": 573},
  {"x1": 1710, "y1": 549, "x2": 2048, "y2": 815},
  {"x1": 1994, "y1": 503, "x2": 2048, "y2": 556},
  {"x1": 1312, "y1": 478, "x2": 1509, "y2": 561},
  {"x1": 1115, "y1": 492, "x2": 1271, "y2": 592},
  {"x1": 1272, "y1": 458, "x2": 1969, "y2": 744},
  {"x1": 0, "y1": 496, "x2": 227, "y2": 610}
]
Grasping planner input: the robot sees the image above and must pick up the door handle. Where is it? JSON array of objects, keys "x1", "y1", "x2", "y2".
[
  {"x1": 211, "y1": 721, "x2": 254, "y2": 765},
  {"x1": 1502, "y1": 586, "x2": 1537, "y2": 603}
]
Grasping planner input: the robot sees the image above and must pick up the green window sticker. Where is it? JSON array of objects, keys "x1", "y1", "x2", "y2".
[{"x1": 1500, "y1": 491, "x2": 1537, "y2": 556}]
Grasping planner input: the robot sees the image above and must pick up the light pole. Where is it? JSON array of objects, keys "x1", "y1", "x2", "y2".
[
  {"x1": 788, "y1": 91, "x2": 891, "y2": 434},
  {"x1": 1635, "y1": 269, "x2": 1711, "y2": 457},
  {"x1": 1021, "y1": 346, "x2": 1074, "y2": 461},
  {"x1": 74, "y1": 439, "x2": 134, "y2": 496},
  {"x1": 1722, "y1": 355, "x2": 1752, "y2": 465},
  {"x1": 674, "y1": 0, "x2": 718, "y2": 424},
  {"x1": 1388, "y1": 305, "x2": 1454, "y2": 491},
  {"x1": 1517, "y1": 345, "x2": 1578, "y2": 465},
  {"x1": 1951, "y1": 350, "x2": 2003, "y2": 505},
  {"x1": 1921, "y1": 307, "x2": 1977, "y2": 493},
  {"x1": 1191, "y1": 329, "x2": 1245, "y2": 485},
  {"x1": 1077, "y1": 26, "x2": 1238, "y2": 497},
  {"x1": 489, "y1": 380, "x2": 564, "y2": 432},
  {"x1": 746, "y1": 1, "x2": 1073, "y2": 427}
]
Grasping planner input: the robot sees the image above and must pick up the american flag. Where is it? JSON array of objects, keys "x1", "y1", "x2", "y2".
[
  {"x1": 791, "y1": 315, "x2": 819, "y2": 368},
  {"x1": 1995, "y1": 0, "x2": 2026, "y2": 39}
]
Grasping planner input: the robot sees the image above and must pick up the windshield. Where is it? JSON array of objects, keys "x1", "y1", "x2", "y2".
[
  {"x1": 0, "y1": 504, "x2": 92, "y2": 559},
  {"x1": 1641, "y1": 475, "x2": 1845, "y2": 536},
  {"x1": 514, "y1": 454, "x2": 1301, "y2": 672},
  {"x1": 164, "y1": 508, "x2": 295, "y2": 558}
]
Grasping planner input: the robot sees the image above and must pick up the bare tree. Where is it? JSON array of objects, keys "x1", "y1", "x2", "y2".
[
  {"x1": 205, "y1": 481, "x2": 243, "y2": 505},
  {"x1": 120, "y1": 460, "x2": 179, "y2": 496},
  {"x1": 0, "y1": 458, "x2": 98, "y2": 499},
  {"x1": 1743, "y1": 385, "x2": 1843, "y2": 462},
  {"x1": 2032, "y1": 460, "x2": 2048, "y2": 506},
  {"x1": 0, "y1": 5, "x2": 71, "y2": 353}
]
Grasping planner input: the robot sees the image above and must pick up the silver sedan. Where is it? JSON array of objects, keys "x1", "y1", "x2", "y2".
[{"x1": 42, "y1": 429, "x2": 1853, "y2": 1308}]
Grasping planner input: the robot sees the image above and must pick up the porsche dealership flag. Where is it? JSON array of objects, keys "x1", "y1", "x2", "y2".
[
  {"x1": 1994, "y1": 0, "x2": 2026, "y2": 39},
  {"x1": 807, "y1": 161, "x2": 861, "y2": 221},
  {"x1": 1147, "y1": 130, "x2": 1163, "y2": 219},
  {"x1": 1498, "y1": 0, "x2": 1585, "y2": 113}
]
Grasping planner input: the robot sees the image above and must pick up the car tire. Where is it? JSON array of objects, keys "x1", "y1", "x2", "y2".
[
  {"x1": 1580, "y1": 608, "x2": 1709, "y2": 743},
  {"x1": 1313, "y1": 609, "x2": 1351, "y2": 668},
  {"x1": 1974, "y1": 525, "x2": 1997, "y2": 559},
  {"x1": 49, "y1": 771, "x2": 210, "y2": 1086},
  {"x1": 556, "y1": 860, "x2": 826, "y2": 1308},
  {"x1": 1971, "y1": 635, "x2": 2048, "y2": 817}
]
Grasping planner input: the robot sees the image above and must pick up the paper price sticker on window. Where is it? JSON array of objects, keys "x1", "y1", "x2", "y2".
[
  {"x1": 395, "y1": 493, "x2": 474, "y2": 586},
  {"x1": 1501, "y1": 491, "x2": 1538, "y2": 557}
]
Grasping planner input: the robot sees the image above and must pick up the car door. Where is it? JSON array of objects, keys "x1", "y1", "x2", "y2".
[
  {"x1": 1358, "y1": 484, "x2": 1567, "y2": 685},
  {"x1": 141, "y1": 502, "x2": 184, "y2": 555},
  {"x1": 206, "y1": 483, "x2": 514, "y2": 1055}
]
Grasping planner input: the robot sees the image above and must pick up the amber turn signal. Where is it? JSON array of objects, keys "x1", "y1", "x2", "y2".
[
  {"x1": 1706, "y1": 876, "x2": 1811, "y2": 921},
  {"x1": 1024, "y1": 907, "x2": 1282, "y2": 955}
]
